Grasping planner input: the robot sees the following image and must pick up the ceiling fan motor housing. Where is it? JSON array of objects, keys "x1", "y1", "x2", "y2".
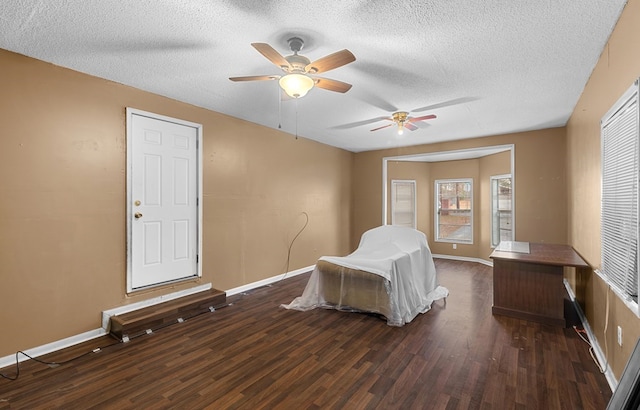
[
  {"x1": 285, "y1": 37, "x2": 310, "y2": 72},
  {"x1": 393, "y1": 112, "x2": 409, "y2": 124},
  {"x1": 285, "y1": 54, "x2": 311, "y2": 73},
  {"x1": 287, "y1": 37, "x2": 305, "y2": 53}
]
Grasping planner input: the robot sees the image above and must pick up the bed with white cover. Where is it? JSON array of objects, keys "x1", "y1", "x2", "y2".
[{"x1": 282, "y1": 225, "x2": 448, "y2": 326}]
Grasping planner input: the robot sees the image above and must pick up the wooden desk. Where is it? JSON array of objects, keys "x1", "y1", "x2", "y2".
[{"x1": 490, "y1": 242, "x2": 590, "y2": 327}]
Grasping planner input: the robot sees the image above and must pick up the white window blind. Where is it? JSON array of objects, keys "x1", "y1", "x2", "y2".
[
  {"x1": 491, "y1": 175, "x2": 512, "y2": 247},
  {"x1": 391, "y1": 180, "x2": 416, "y2": 228},
  {"x1": 601, "y1": 80, "x2": 639, "y2": 307}
]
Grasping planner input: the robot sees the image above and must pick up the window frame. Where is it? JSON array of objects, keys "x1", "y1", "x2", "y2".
[
  {"x1": 490, "y1": 174, "x2": 513, "y2": 247},
  {"x1": 434, "y1": 178, "x2": 473, "y2": 244},
  {"x1": 600, "y1": 79, "x2": 640, "y2": 316}
]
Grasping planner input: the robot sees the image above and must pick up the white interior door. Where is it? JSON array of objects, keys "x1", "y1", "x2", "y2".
[{"x1": 127, "y1": 108, "x2": 202, "y2": 292}]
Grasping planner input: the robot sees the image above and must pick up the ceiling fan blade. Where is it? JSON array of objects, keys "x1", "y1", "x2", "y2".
[
  {"x1": 407, "y1": 114, "x2": 437, "y2": 123},
  {"x1": 412, "y1": 97, "x2": 478, "y2": 112},
  {"x1": 229, "y1": 75, "x2": 280, "y2": 82},
  {"x1": 370, "y1": 123, "x2": 394, "y2": 132},
  {"x1": 305, "y1": 49, "x2": 356, "y2": 74},
  {"x1": 404, "y1": 122, "x2": 419, "y2": 131},
  {"x1": 352, "y1": 90, "x2": 398, "y2": 112},
  {"x1": 251, "y1": 43, "x2": 291, "y2": 70},
  {"x1": 313, "y1": 77, "x2": 353, "y2": 93},
  {"x1": 331, "y1": 116, "x2": 392, "y2": 130}
]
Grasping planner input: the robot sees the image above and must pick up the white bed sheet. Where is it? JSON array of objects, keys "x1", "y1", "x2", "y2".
[{"x1": 282, "y1": 225, "x2": 449, "y2": 326}]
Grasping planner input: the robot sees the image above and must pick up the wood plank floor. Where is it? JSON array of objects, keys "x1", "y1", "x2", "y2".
[{"x1": 0, "y1": 259, "x2": 612, "y2": 409}]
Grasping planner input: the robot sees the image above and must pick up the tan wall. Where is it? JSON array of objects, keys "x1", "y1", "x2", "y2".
[
  {"x1": 352, "y1": 150, "x2": 384, "y2": 245},
  {"x1": 566, "y1": 0, "x2": 640, "y2": 379},
  {"x1": 353, "y1": 129, "x2": 566, "y2": 257},
  {"x1": 0, "y1": 49, "x2": 352, "y2": 357}
]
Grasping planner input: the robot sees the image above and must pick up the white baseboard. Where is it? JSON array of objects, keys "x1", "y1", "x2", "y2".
[
  {"x1": 227, "y1": 258, "x2": 487, "y2": 298},
  {"x1": 227, "y1": 258, "x2": 489, "y2": 297},
  {"x1": 432, "y1": 254, "x2": 493, "y2": 267},
  {"x1": 1, "y1": 267, "x2": 315, "y2": 371},
  {"x1": 564, "y1": 279, "x2": 616, "y2": 392},
  {"x1": 1, "y1": 283, "x2": 215, "y2": 370},
  {"x1": 226, "y1": 265, "x2": 315, "y2": 296},
  {"x1": 0, "y1": 328, "x2": 107, "y2": 370}
]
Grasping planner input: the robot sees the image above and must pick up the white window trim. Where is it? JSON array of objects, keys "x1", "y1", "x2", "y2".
[
  {"x1": 434, "y1": 178, "x2": 473, "y2": 244},
  {"x1": 600, "y1": 79, "x2": 640, "y2": 317},
  {"x1": 391, "y1": 179, "x2": 417, "y2": 229},
  {"x1": 490, "y1": 174, "x2": 513, "y2": 248}
]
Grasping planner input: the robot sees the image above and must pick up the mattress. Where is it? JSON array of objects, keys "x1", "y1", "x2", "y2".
[{"x1": 316, "y1": 260, "x2": 392, "y2": 319}]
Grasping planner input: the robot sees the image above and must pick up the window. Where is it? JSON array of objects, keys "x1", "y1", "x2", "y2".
[
  {"x1": 601, "y1": 79, "x2": 639, "y2": 312},
  {"x1": 491, "y1": 175, "x2": 512, "y2": 247},
  {"x1": 435, "y1": 179, "x2": 472, "y2": 243},
  {"x1": 391, "y1": 180, "x2": 416, "y2": 228}
]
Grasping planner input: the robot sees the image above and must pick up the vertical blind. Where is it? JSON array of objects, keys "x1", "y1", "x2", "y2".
[{"x1": 601, "y1": 80, "x2": 639, "y2": 304}]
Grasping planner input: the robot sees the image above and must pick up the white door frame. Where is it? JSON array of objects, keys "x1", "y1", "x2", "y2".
[{"x1": 125, "y1": 108, "x2": 203, "y2": 293}]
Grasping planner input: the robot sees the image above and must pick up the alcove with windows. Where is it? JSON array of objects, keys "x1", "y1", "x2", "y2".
[{"x1": 383, "y1": 145, "x2": 514, "y2": 260}]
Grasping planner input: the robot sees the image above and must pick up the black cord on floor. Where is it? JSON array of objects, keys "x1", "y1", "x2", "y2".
[
  {"x1": 574, "y1": 325, "x2": 607, "y2": 374},
  {"x1": 1, "y1": 302, "x2": 230, "y2": 382},
  {"x1": 0, "y1": 339, "x2": 121, "y2": 381},
  {"x1": 1, "y1": 212, "x2": 312, "y2": 382}
]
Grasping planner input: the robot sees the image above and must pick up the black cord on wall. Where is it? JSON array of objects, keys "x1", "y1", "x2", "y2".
[{"x1": 283, "y1": 211, "x2": 309, "y2": 279}]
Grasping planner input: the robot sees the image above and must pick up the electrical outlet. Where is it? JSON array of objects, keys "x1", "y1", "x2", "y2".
[
  {"x1": 617, "y1": 326, "x2": 623, "y2": 346},
  {"x1": 453, "y1": 244, "x2": 457, "y2": 249}
]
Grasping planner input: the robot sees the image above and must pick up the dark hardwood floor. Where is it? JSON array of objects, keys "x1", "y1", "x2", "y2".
[{"x1": 0, "y1": 259, "x2": 612, "y2": 409}]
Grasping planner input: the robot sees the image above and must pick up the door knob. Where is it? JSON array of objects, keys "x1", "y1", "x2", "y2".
[{"x1": 134, "y1": 212, "x2": 143, "y2": 219}]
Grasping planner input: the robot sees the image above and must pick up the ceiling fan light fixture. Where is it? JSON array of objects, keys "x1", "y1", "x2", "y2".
[
  {"x1": 279, "y1": 73, "x2": 314, "y2": 98},
  {"x1": 397, "y1": 123, "x2": 404, "y2": 135}
]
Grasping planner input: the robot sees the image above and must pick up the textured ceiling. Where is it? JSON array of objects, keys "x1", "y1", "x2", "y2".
[{"x1": 0, "y1": 0, "x2": 628, "y2": 152}]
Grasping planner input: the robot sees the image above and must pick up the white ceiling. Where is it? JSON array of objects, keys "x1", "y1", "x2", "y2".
[{"x1": 0, "y1": 0, "x2": 628, "y2": 153}]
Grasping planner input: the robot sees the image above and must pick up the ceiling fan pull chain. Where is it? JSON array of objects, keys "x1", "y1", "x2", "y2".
[
  {"x1": 278, "y1": 84, "x2": 282, "y2": 129},
  {"x1": 295, "y1": 98, "x2": 299, "y2": 139}
]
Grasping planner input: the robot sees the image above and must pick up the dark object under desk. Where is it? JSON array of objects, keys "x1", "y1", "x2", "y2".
[{"x1": 490, "y1": 241, "x2": 590, "y2": 327}]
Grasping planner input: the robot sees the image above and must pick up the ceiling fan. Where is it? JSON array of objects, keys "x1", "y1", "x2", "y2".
[
  {"x1": 370, "y1": 112, "x2": 437, "y2": 135},
  {"x1": 229, "y1": 37, "x2": 355, "y2": 98}
]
